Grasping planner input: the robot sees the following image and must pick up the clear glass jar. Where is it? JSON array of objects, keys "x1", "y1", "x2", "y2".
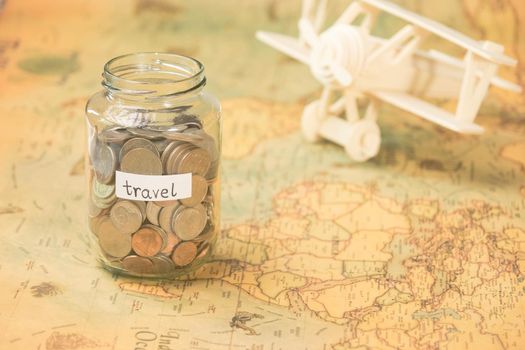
[{"x1": 85, "y1": 53, "x2": 221, "y2": 278}]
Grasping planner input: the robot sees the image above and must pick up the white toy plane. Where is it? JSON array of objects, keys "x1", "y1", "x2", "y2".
[{"x1": 256, "y1": 0, "x2": 521, "y2": 161}]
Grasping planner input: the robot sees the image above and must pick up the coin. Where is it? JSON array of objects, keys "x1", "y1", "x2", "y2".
[
  {"x1": 150, "y1": 255, "x2": 175, "y2": 274},
  {"x1": 196, "y1": 242, "x2": 211, "y2": 259},
  {"x1": 172, "y1": 204, "x2": 207, "y2": 240},
  {"x1": 147, "y1": 124, "x2": 188, "y2": 133},
  {"x1": 131, "y1": 225, "x2": 166, "y2": 257},
  {"x1": 146, "y1": 201, "x2": 162, "y2": 225},
  {"x1": 119, "y1": 137, "x2": 159, "y2": 161},
  {"x1": 161, "y1": 232, "x2": 181, "y2": 255},
  {"x1": 102, "y1": 251, "x2": 124, "y2": 263},
  {"x1": 133, "y1": 200, "x2": 147, "y2": 218},
  {"x1": 180, "y1": 175, "x2": 208, "y2": 207},
  {"x1": 92, "y1": 179, "x2": 115, "y2": 199},
  {"x1": 122, "y1": 255, "x2": 154, "y2": 275},
  {"x1": 154, "y1": 200, "x2": 179, "y2": 207},
  {"x1": 120, "y1": 148, "x2": 163, "y2": 175},
  {"x1": 91, "y1": 188, "x2": 116, "y2": 209},
  {"x1": 206, "y1": 159, "x2": 220, "y2": 180},
  {"x1": 160, "y1": 141, "x2": 181, "y2": 173},
  {"x1": 110, "y1": 200, "x2": 143, "y2": 235},
  {"x1": 162, "y1": 131, "x2": 204, "y2": 143},
  {"x1": 165, "y1": 143, "x2": 193, "y2": 175},
  {"x1": 88, "y1": 199, "x2": 103, "y2": 217},
  {"x1": 97, "y1": 216, "x2": 132, "y2": 258},
  {"x1": 184, "y1": 129, "x2": 218, "y2": 160},
  {"x1": 158, "y1": 204, "x2": 179, "y2": 234},
  {"x1": 171, "y1": 241, "x2": 198, "y2": 266},
  {"x1": 128, "y1": 127, "x2": 165, "y2": 139},
  {"x1": 88, "y1": 214, "x2": 107, "y2": 236},
  {"x1": 99, "y1": 127, "x2": 132, "y2": 143},
  {"x1": 153, "y1": 139, "x2": 170, "y2": 153},
  {"x1": 92, "y1": 142, "x2": 116, "y2": 184},
  {"x1": 174, "y1": 114, "x2": 202, "y2": 128},
  {"x1": 177, "y1": 147, "x2": 211, "y2": 176},
  {"x1": 192, "y1": 225, "x2": 214, "y2": 242}
]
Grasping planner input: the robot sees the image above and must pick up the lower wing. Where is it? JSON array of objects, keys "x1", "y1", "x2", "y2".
[{"x1": 370, "y1": 90, "x2": 484, "y2": 134}]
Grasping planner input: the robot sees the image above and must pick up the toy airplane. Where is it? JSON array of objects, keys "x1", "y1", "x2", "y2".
[{"x1": 256, "y1": 0, "x2": 521, "y2": 161}]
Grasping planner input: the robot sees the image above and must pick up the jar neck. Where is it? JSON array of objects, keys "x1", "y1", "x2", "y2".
[{"x1": 102, "y1": 53, "x2": 206, "y2": 103}]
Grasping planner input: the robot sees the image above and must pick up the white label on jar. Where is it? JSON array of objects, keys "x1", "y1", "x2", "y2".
[{"x1": 115, "y1": 171, "x2": 192, "y2": 201}]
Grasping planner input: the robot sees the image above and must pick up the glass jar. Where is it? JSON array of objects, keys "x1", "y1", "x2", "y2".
[{"x1": 85, "y1": 53, "x2": 221, "y2": 278}]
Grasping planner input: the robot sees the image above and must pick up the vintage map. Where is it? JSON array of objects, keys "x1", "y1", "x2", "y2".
[{"x1": 0, "y1": 0, "x2": 524, "y2": 349}]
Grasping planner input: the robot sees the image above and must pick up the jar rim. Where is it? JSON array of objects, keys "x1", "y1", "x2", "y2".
[{"x1": 102, "y1": 52, "x2": 206, "y2": 98}]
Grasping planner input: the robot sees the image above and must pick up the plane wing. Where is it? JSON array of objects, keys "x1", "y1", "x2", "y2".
[
  {"x1": 422, "y1": 50, "x2": 522, "y2": 93},
  {"x1": 360, "y1": 0, "x2": 516, "y2": 66},
  {"x1": 255, "y1": 31, "x2": 311, "y2": 65},
  {"x1": 370, "y1": 90, "x2": 484, "y2": 134}
]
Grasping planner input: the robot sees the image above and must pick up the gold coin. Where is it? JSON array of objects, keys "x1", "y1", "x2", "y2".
[
  {"x1": 97, "y1": 217, "x2": 132, "y2": 258},
  {"x1": 109, "y1": 200, "x2": 143, "y2": 235},
  {"x1": 131, "y1": 225, "x2": 166, "y2": 257},
  {"x1": 119, "y1": 137, "x2": 159, "y2": 162},
  {"x1": 102, "y1": 251, "x2": 124, "y2": 263},
  {"x1": 176, "y1": 147, "x2": 211, "y2": 176},
  {"x1": 171, "y1": 241, "x2": 197, "y2": 267},
  {"x1": 122, "y1": 255, "x2": 154, "y2": 275},
  {"x1": 88, "y1": 214, "x2": 107, "y2": 236},
  {"x1": 158, "y1": 204, "x2": 179, "y2": 234},
  {"x1": 150, "y1": 255, "x2": 175, "y2": 274},
  {"x1": 172, "y1": 204, "x2": 207, "y2": 240},
  {"x1": 92, "y1": 142, "x2": 117, "y2": 184},
  {"x1": 161, "y1": 232, "x2": 181, "y2": 255},
  {"x1": 184, "y1": 129, "x2": 218, "y2": 162},
  {"x1": 166, "y1": 143, "x2": 193, "y2": 175},
  {"x1": 160, "y1": 141, "x2": 181, "y2": 173},
  {"x1": 206, "y1": 159, "x2": 220, "y2": 180},
  {"x1": 180, "y1": 175, "x2": 208, "y2": 207},
  {"x1": 192, "y1": 225, "x2": 215, "y2": 242},
  {"x1": 146, "y1": 201, "x2": 162, "y2": 225},
  {"x1": 133, "y1": 200, "x2": 147, "y2": 218},
  {"x1": 88, "y1": 198, "x2": 103, "y2": 217},
  {"x1": 154, "y1": 199, "x2": 179, "y2": 207},
  {"x1": 120, "y1": 148, "x2": 163, "y2": 175}
]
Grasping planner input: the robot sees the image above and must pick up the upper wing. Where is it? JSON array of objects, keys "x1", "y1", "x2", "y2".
[
  {"x1": 255, "y1": 31, "x2": 311, "y2": 65},
  {"x1": 360, "y1": 0, "x2": 516, "y2": 66},
  {"x1": 369, "y1": 90, "x2": 484, "y2": 134}
]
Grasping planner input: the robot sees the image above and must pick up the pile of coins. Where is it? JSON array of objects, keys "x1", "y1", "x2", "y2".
[{"x1": 87, "y1": 118, "x2": 218, "y2": 276}]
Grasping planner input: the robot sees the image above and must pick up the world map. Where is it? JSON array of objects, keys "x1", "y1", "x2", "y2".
[{"x1": 0, "y1": 0, "x2": 524, "y2": 349}]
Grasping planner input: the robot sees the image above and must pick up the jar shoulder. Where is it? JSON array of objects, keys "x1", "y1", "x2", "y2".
[{"x1": 85, "y1": 90, "x2": 221, "y2": 125}]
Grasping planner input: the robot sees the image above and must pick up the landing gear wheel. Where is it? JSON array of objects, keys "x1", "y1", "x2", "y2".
[
  {"x1": 344, "y1": 120, "x2": 381, "y2": 162},
  {"x1": 301, "y1": 100, "x2": 324, "y2": 142}
]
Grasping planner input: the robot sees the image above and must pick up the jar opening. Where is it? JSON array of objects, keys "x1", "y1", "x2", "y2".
[{"x1": 102, "y1": 52, "x2": 206, "y2": 98}]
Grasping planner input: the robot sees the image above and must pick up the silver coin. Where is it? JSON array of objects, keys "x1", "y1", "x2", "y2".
[
  {"x1": 128, "y1": 127, "x2": 164, "y2": 139},
  {"x1": 99, "y1": 127, "x2": 133, "y2": 143},
  {"x1": 173, "y1": 114, "x2": 202, "y2": 128},
  {"x1": 92, "y1": 142, "x2": 116, "y2": 184},
  {"x1": 162, "y1": 131, "x2": 204, "y2": 143}
]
